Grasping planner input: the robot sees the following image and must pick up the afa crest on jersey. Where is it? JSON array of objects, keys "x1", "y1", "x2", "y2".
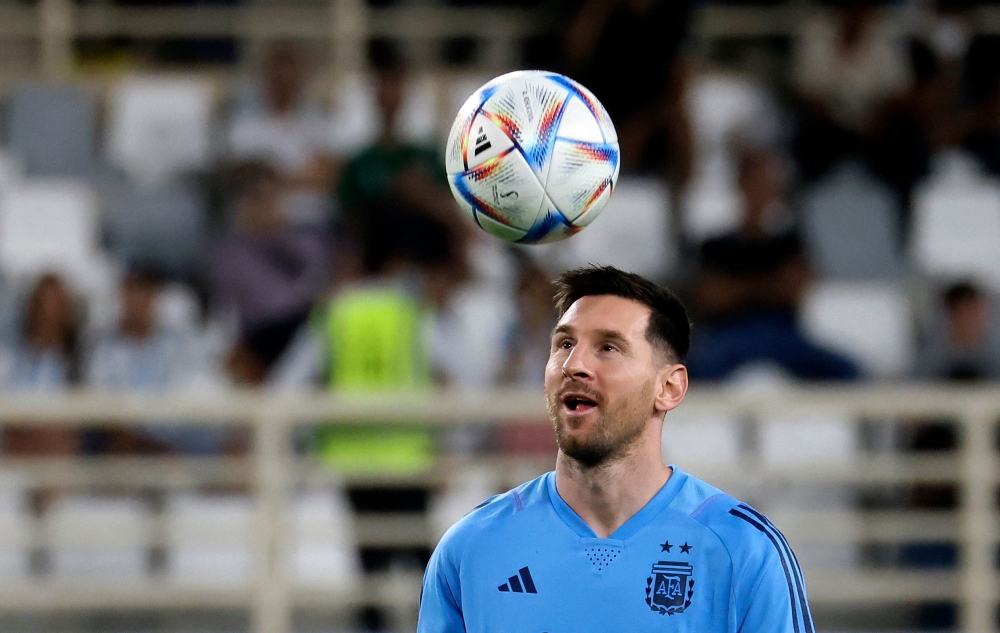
[{"x1": 646, "y1": 561, "x2": 695, "y2": 616}]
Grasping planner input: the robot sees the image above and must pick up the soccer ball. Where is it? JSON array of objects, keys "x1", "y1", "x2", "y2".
[{"x1": 445, "y1": 71, "x2": 620, "y2": 244}]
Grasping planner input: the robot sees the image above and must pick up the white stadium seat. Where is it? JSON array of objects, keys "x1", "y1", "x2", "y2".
[
  {"x1": 46, "y1": 496, "x2": 150, "y2": 584},
  {"x1": 0, "y1": 179, "x2": 115, "y2": 296},
  {"x1": 759, "y1": 413, "x2": 857, "y2": 465},
  {"x1": 7, "y1": 83, "x2": 97, "y2": 178},
  {"x1": 802, "y1": 162, "x2": 904, "y2": 280},
  {"x1": 758, "y1": 413, "x2": 861, "y2": 570},
  {"x1": 329, "y1": 74, "x2": 380, "y2": 155},
  {"x1": 681, "y1": 158, "x2": 743, "y2": 240},
  {"x1": 396, "y1": 73, "x2": 439, "y2": 145},
  {"x1": 661, "y1": 411, "x2": 741, "y2": 468},
  {"x1": 800, "y1": 281, "x2": 915, "y2": 378},
  {"x1": 687, "y1": 72, "x2": 781, "y2": 160},
  {"x1": 290, "y1": 489, "x2": 359, "y2": 592},
  {"x1": 551, "y1": 177, "x2": 676, "y2": 281},
  {"x1": 164, "y1": 493, "x2": 253, "y2": 588},
  {"x1": 0, "y1": 474, "x2": 29, "y2": 584},
  {"x1": 106, "y1": 77, "x2": 214, "y2": 183},
  {"x1": 911, "y1": 150, "x2": 1000, "y2": 292}
]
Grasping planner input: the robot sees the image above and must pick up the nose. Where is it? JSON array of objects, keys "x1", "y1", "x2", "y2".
[{"x1": 562, "y1": 345, "x2": 594, "y2": 381}]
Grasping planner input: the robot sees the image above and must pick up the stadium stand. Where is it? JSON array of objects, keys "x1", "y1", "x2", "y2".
[{"x1": 0, "y1": 1, "x2": 999, "y2": 631}]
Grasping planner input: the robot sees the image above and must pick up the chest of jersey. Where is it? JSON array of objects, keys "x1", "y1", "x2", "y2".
[{"x1": 459, "y1": 526, "x2": 736, "y2": 633}]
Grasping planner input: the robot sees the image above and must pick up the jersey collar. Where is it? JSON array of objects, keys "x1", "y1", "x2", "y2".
[{"x1": 545, "y1": 465, "x2": 689, "y2": 542}]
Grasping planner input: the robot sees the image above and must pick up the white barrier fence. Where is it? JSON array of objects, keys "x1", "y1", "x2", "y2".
[{"x1": 0, "y1": 385, "x2": 997, "y2": 632}]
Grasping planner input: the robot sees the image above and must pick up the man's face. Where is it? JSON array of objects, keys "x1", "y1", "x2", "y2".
[{"x1": 544, "y1": 295, "x2": 664, "y2": 467}]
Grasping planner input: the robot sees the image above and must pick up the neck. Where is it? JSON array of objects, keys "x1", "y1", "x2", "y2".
[{"x1": 554, "y1": 420, "x2": 670, "y2": 538}]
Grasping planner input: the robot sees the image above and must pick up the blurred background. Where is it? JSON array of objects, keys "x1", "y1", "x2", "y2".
[{"x1": 0, "y1": 0, "x2": 999, "y2": 631}]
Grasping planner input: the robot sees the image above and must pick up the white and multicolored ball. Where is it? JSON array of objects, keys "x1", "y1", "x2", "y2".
[{"x1": 445, "y1": 71, "x2": 620, "y2": 244}]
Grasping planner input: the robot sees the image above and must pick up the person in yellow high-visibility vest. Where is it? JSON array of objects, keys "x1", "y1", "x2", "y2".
[
  {"x1": 313, "y1": 282, "x2": 435, "y2": 473},
  {"x1": 312, "y1": 199, "x2": 469, "y2": 476}
]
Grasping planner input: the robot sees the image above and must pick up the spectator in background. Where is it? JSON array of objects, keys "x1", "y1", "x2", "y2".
[
  {"x1": 226, "y1": 41, "x2": 338, "y2": 226},
  {"x1": 211, "y1": 162, "x2": 329, "y2": 380},
  {"x1": 959, "y1": 37, "x2": 1000, "y2": 178},
  {"x1": 919, "y1": 282, "x2": 1000, "y2": 381},
  {"x1": 499, "y1": 260, "x2": 557, "y2": 387},
  {"x1": 85, "y1": 270, "x2": 231, "y2": 455},
  {"x1": 338, "y1": 44, "x2": 460, "y2": 235},
  {"x1": 868, "y1": 40, "x2": 952, "y2": 216},
  {"x1": 901, "y1": 280, "x2": 992, "y2": 628},
  {"x1": 302, "y1": 206, "x2": 468, "y2": 630},
  {"x1": 0, "y1": 273, "x2": 81, "y2": 457},
  {"x1": 312, "y1": 202, "x2": 469, "y2": 399},
  {"x1": 686, "y1": 148, "x2": 860, "y2": 381},
  {"x1": 563, "y1": 0, "x2": 694, "y2": 184},
  {"x1": 495, "y1": 259, "x2": 559, "y2": 456},
  {"x1": 792, "y1": 0, "x2": 912, "y2": 182}
]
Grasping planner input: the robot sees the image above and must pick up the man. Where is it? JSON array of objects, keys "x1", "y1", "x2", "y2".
[
  {"x1": 86, "y1": 270, "x2": 232, "y2": 455},
  {"x1": 211, "y1": 161, "x2": 330, "y2": 377},
  {"x1": 418, "y1": 266, "x2": 813, "y2": 632},
  {"x1": 337, "y1": 45, "x2": 458, "y2": 234},
  {"x1": 919, "y1": 282, "x2": 1000, "y2": 381},
  {"x1": 226, "y1": 42, "x2": 338, "y2": 226},
  {"x1": 687, "y1": 148, "x2": 859, "y2": 381}
]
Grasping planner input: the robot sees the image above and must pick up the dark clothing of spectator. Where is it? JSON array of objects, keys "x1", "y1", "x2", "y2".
[
  {"x1": 339, "y1": 145, "x2": 444, "y2": 213},
  {"x1": 211, "y1": 227, "x2": 329, "y2": 368},
  {"x1": 700, "y1": 231, "x2": 805, "y2": 281},
  {"x1": 688, "y1": 228, "x2": 860, "y2": 381},
  {"x1": 570, "y1": 0, "x2": 692, "y2": 127},
  {"x1": 687, "y1": 309, "x2": 861, "y2": 381},
  {"x1": 563, "y1": 0, "x2": 695, "y2": 178},
  {"x1": 958, "y1": 37, "x2": 1000, "y2": 179}
]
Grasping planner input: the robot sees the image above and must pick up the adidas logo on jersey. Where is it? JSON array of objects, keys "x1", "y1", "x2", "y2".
[{"x1": 497, "y1": 566, "x2": 537, "y2": 593}]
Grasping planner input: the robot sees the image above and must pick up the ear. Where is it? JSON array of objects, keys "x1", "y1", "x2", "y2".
[{"x1": 653, "y1": 364, "x2": 688, "y2": 414}]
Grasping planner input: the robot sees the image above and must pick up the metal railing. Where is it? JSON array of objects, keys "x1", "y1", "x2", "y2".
[{"x1": 0, "y1": 385, "x2": 998, "y2": 631}]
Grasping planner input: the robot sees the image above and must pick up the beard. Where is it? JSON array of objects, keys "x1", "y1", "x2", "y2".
[{"x1": 545, "y1": 380, "x2": 653, "y2": 468}]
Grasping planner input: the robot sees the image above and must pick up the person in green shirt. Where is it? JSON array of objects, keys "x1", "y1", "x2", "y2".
[{"x1": 337, "y1": 45, "x2": 459, "y2": 235}]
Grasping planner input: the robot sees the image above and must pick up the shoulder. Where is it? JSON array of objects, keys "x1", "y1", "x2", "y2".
[
  {"x1": 676, "y1": 480, "x2": 812, "y2": 626},
  {"x1": 669, "y1": 472, "x2": 791, "y2": 575},
  {"x1": 432, "y1": 473, "x2": 551, "y2": 563}
]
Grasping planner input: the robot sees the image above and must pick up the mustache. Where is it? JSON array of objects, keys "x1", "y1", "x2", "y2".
[{"x1": 557, "y1": 382, "x2": 604, "y2": 406}]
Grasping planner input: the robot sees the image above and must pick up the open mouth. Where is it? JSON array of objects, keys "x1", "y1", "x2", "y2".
[{"x1": 562, "y1": 394, "x2": 598, "y2": 413}]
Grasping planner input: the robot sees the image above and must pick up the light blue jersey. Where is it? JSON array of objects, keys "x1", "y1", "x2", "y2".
[{"x1": 418, "y1": 466, "x2": 813, "y2": 633}]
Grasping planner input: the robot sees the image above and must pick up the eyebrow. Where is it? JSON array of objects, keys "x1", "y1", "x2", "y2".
[
  {"x1": 552, "y1": 325, "x2": 631, "y2": 347},
  {"x1": 594, "y1": 328, "x2": 631, "y2": 348},
  {"x1": 553, "y1": 324, "x2": 574, "y2": 337}
]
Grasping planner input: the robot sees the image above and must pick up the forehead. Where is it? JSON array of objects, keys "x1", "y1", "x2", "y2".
[{"x1": 557, "y1": 295, "x2": 652, "y2": 337}]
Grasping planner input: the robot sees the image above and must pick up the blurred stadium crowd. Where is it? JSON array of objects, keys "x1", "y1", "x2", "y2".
[
  {"x1": 1, "y1": 0, "x2": 999, "y2": 459},
  {"x1": 0, "y1": 0, "x2": 998, "y2": 630}
]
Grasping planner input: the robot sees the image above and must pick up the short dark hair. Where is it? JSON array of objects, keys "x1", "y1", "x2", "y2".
[
  {"x1": 944, "y1": 281, "x2": 985, "y2": 310},
  {"x1": 553, "y1": 266, "x2": 691, "y2": 363}
]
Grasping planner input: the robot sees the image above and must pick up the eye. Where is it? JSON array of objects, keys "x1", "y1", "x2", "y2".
[
  {"x1": 602, "y1": 344, "x2": 618, "y2": 353},
  {"x1": 559, "y1": 339, "x2": 574, "y2": 349}
]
